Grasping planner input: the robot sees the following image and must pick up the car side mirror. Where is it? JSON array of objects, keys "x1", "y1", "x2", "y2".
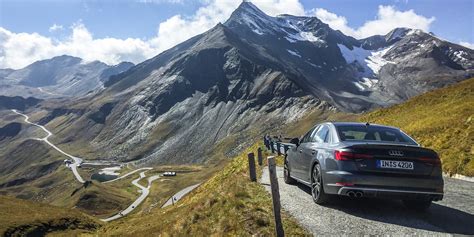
[{"x1": 290, "y1": 137, "x2": 300, "y2": 146}]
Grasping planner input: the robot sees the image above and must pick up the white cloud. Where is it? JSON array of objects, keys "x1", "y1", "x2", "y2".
[
  {"x1": 0, "y1": 24, "x2": 155, "y2": 69},
  {"x1": 459, "y1": 41, "x2": 474, "y2": 49},
  {"x1": 311, "y1": 8, "x2": 356, "y2": 36},
  {"x1": 48, "y1": 24, "x2": 64, "y2": 32},
  {"x1": 0, "y1": 0, "x2": 305, "y2": 69},
  {"x1": 313, "y1": 5, "x2": 435, "y2": 39}
]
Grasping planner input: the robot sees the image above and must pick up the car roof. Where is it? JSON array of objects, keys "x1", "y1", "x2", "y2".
[{"x1": 326, "y1": 122, "x2": 399, "y2": 130}]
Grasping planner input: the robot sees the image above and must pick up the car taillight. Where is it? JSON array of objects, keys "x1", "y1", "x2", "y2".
[
  {"x1": 419, "y1": 157, "x2": 441, "y2": 166},
  {"x1": 335, "y1": 150, "x2": 373, "y2": 160}
]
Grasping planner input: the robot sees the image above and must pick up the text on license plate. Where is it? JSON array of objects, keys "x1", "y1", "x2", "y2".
[{"x1": 377, "y1": 160, "x2": 414, "y2": 170}]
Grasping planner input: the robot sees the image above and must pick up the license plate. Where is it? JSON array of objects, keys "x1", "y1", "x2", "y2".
[{"x1": 377, "y1": 160, "x2": 414, "y2": 170}]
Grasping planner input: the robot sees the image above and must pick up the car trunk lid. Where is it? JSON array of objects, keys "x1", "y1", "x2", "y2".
[{"x1": 342, "y1": 143, "x2": 440, "y2": 176}]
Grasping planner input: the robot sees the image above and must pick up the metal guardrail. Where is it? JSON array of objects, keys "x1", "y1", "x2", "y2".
[{"x1": 262, "y1": 135, "x2": 294, "y2": 156}]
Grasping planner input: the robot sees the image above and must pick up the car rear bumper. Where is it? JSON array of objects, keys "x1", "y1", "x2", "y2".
[
  {"x1": 336, "y1": 186, "x2": 443, "y2": 201},
  {"x1": 323, "y1": 171, "x2": 444, "y2": 201}
]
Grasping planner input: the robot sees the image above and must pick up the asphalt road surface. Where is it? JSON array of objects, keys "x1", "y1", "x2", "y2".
[
  {"x1": 261, "y1": 166, "x2": 474, "y2": 236},
  {"x1": 12, "y1": 109, "x2": 85, "y2": 183},
  {"x1": 101, "y1": 170, "x2": 160, "y2": 222},
  {"x1": 103, "y1": 167, "x2": 153, "y2": 183},
  {"x1": 162, "y1": 183, "x2": 201, "y2": 208}
]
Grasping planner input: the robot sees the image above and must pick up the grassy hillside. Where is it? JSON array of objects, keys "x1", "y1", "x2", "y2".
[
  {"x1": 98, "y1": 143, "x2": 308, "y2": 236},
  {"x1": 0, "y1": 195, "x2": 100, "y2": 236},
  {"x1": 360, "y1": 78, "x2": 474, "y2": 176}
]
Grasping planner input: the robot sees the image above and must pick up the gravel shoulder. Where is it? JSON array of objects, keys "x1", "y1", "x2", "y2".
[{"x1": 261, "y1": 166, "x2": 474, "y2": 236}]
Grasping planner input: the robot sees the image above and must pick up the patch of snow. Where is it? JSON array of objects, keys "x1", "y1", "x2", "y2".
[
  {"x1": 338, "y1": 44, "x2": 394, "y2": 75},
  {"x1": 307, "y1": 62, "x2": 321, "y2": 68},
  {"x1": 240, "y1": 10, "x2": 270, "y2": 35},
  {"x1": 286, "y1": 31, "x2": 325, "y2": 44},
  {"x1": 99, "y1": 166, "x2": 122, "y2": 176},
  {"x1": 285, "y1": 36, "x2": 297, "y2": 43},
  {"x1": 287, "y1": 49, "x2": 301, "y2": 58},
  {"x1": 353, "y1": 77, "x2": 379, "y2": 91},
  {"x1": 252, "y1": 28, "x2": 264, "y2": 35},
  {"x1": 366, "y1": 46, "x2": 394, "y2": 74},
  {"x1": 300, "y1": 32, "x2": 324, "y2": 43},
  {"x1": 359, "y1": 77, "x2": 378, "y2": 88},
  {"x1": 353, "y1": 82, "x2": 366, "y2": 91},
  {"x1": 453, "y1": 51, "x2": 468, "y2": 61}
]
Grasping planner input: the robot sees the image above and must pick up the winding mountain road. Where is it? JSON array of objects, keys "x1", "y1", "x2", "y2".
[
  {"x1": 11, "y1": 109, "x2": 161, "y2": 222},
  {"x1": 101, "y1": 170, "x2": 160, "y2": 222},
  {"x1": 261, "y1": 166, "x2": 474, "y2": 236},
  {"x1": 103, "y1": 167, "x2": 153, "y2": 184},
  {"x1": 12, "y1": 109, "x2": 85, "y2": 183},
  {"x1": 162, "y1": 183, "x2": 202, "y2": 208}
]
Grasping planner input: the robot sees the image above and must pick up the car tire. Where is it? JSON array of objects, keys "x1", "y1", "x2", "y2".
[
  {"x1": 402, "y1": 199, "x2": 432, "y2": 211},
  {"x1": 283, "y1": 158, "x2": 296, "y2": 184},
  {"x1": 311, "y1": 164, "x2": 329, "y2": 204}
]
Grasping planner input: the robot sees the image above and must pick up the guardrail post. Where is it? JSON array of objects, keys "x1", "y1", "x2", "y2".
[
  {"x1": 257, "y1": 147, "x2": 263, "y2": 166},
  {"x1": 276, "y1": 142, "x2": 281, "y2": 156},
  {"x1": 268, "y1": 156, "x2": 284, "y2": 237},
  {"x1": 270, "y1": 141, "x2": 275, "y2": 154},
  {"x1": 248, "y1": 153, "x2": 256, "y2": 182}
]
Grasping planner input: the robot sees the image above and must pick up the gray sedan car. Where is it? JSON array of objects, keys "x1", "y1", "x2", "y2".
[{"x1": 284, "y1": 122, "x2": 444, "y2": 210}]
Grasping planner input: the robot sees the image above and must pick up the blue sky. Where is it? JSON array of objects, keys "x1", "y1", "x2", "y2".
[{"x1": 0, "y1": 0, "x2": 473, "y2": 69}]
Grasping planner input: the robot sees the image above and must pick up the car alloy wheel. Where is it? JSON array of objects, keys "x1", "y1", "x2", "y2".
[
  {"x1": 311, "y1": 164, "x2": 328, "y2": 204},
  {"x1": 312, "y1": 166, "x2": 321, "y2": 199}
]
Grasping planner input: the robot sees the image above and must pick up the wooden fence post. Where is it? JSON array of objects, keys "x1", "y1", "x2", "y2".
[
  {"x1": 276, "y1": 142, "x2": 281, "y2": 156},
  {"x1": 257, "y1": 147, "x2": 263, "y2": 166},
  {"x1": 248, "y1": 153, "x2": 256, "y2": 182},
  {"x1": 268, "y1": 156, "x2": 284, "y2": 237}
]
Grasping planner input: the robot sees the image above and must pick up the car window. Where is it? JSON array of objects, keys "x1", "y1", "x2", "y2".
[
  {"x1": 312, "y1": 125, "x2": 329, "y2": 143},
  {"x1": 335, "y1": 124, "x2": 417, "y2": 145},
  {"x1": 301, "y1": 126, "x2": 318, "y2": 143}
]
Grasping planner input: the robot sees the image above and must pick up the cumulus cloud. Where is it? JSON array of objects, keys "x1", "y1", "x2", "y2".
[
  {"x1": 0, "y1": 0, "x2": 305, "y2": 69},
  {"x1": 0, "y1": 24, "x2": 155, "y2": 69},
  {"x1": 459, "y1": 41, "x2": 474, "y2": 49},
  {"x1": 313, "y1": 5, "x2": 435, "y2": 39},
  {"x1": 48, "y1": 24, "x2": 64, "y2": 32}
]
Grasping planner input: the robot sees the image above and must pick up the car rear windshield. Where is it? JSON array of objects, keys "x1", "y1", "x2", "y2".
[{"x1": 335, "y1": 125, "x2": 417, "y2": 144}]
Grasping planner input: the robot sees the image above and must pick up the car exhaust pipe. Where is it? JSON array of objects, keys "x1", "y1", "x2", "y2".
[
  {"x1": 355, "y1": 191, "x2": 363, "y2": 198},
  {"x1": 347, "y1": 191, "x2": 355, "y2": 197}
]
